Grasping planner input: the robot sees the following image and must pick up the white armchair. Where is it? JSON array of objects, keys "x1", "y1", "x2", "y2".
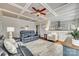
[{"x1": 47, "y1": 33, "x2": 58, "y2": 42}]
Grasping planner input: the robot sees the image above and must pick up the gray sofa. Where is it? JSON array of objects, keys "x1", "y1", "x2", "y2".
[{"x1": 20, "y1": 30, "x2": 39, "y2": 43}]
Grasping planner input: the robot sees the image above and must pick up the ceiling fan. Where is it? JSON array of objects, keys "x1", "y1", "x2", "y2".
[{"x1": 31, "y1": 7, "x2": 46, "y2": 16}]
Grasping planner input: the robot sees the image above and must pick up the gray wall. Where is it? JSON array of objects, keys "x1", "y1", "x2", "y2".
[{"x1": 0, "y1": 16, "x2": 36, "y2": 38}]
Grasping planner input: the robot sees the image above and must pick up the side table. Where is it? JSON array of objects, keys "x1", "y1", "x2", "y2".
[{"x1": 44, "y1": 34, "x2": 47, "y2": 40}]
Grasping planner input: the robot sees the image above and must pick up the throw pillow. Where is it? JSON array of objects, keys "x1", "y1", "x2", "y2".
[
  {"x1": 7, "y1": 39, "x2": 18, "y2": 48},
  {"x1": 4, "y1": 39, "x2": 17, "y2": 54}
]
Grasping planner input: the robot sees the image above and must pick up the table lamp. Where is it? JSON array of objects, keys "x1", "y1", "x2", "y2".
[
  {"x1": 25, "y1": 27, "x2": 28, "y2": 30},
  {"x1": 7, "y1": 27, "x2": 14, "y2": 39}
]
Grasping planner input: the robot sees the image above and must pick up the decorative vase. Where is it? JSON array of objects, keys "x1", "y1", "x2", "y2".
[{"x1": 72, "y1": 39, "x2": 79, "y2": 46}]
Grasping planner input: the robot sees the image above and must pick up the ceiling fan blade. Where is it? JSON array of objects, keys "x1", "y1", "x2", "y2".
[
  {"x1": 40, "y1": 13, "x2": 46, "y2": 15},
  {"x1": 31, "y1": 12, "x2": 37, "y2": 14},
  {"x1": 32, "y1": 7, "x2": 37, "y2": 11},
  {"x1": 39, "y1": 8, "x2": 46, "y2": 12}
]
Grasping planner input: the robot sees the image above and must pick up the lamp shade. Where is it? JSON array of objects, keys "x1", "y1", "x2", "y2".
[
  {"x1": 77, "y1": 27, "x2": 79, "y2": 31},
  {"x1": 25, "y1": 26, "x2": 29, "y2": 30},
  {"x1": 25, "y1": 27, "x2": 28, "y2": 30},
  {"x1": 7, "y1": 27, "x2": 15, "y2": 32}
]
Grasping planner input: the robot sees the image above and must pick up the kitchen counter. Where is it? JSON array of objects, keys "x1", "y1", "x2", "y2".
[
  {"x1": 62, "y1": 39, "x2": 79, "y2": 50},
  {"x1": 49, "y1": 31, "x2": 72, "y2": 42},
  {"x1": 58, "y1": 39, "x2": 79, "y2": 56}
]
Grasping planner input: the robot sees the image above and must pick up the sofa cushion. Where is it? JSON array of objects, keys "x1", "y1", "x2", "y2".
[
  {"x1": 21, "y1": 34, "x2": 29, "y2": 38},
  {"x1": 30, "y1": 31, "x2": 35, "y2": 36},
  {"x1": 7, "y1": 39, "x2": 18, "y2": 48}
]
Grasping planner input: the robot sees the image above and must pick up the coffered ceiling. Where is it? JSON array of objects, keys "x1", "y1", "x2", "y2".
[{"x1": 0, "y1": 3, "x2": 79, "y2": 23}]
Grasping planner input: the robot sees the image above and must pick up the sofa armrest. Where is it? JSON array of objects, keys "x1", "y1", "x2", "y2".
[
  {"x1": 19, "y1": 46, "x2": 33, "y2": 56},
  {"x1": 0, "y1": 47, "x2": 8, "y2": 56}
]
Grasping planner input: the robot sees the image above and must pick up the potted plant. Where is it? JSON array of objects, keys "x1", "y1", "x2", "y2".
[{"x1": 69, "y1": 28, "x2": 79, "y2": 46}]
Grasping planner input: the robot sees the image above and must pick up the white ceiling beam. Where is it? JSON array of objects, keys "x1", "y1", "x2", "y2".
[
  {"x1": 54, "y1": 3, "x2": 71, "y2": 11},
  {"x1": 8, "y1": 3, "x2": 48, "y2": 20},
  {"x1": 0, "y1": 8, "x2": 37, "y2": 22},
  {"x1": 8, "y1": 3, "x2": 23, "y2": 9},
  {"x1": 17, "y1": 4, "x2": 28, "y2": 18},
  {"x1": 47, "y1": 3, "x2": 70, "y2": 15},
  {"x1": 26, "y1": 3, "x2": 31, "y2": 9},
  {"x1": 8, "y1": 3, "x2": 31, "y2": 12},
  {"x1": 0, "y1": 10, "x2": 3, "y2": 16},
  {"x1": 41, "y1": 3, "x2": 57, "y2": 16},
  {"x1": 17, "y1": 3, "x2": 32, "y2": 18},
  {"x1": 19, "y1": 3, "x2": 32, "y2": 14}
]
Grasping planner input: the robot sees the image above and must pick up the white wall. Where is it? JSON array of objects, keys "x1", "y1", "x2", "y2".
[
  {"x1": 0, "y1": 16, "x2": 36, "y2": 38},
  {"x1": 39, "y1": 24, "x2": 46, "y2": 37},
  {"x1": 39, "y1": 19, "x2": 79, "y2": 38}
]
